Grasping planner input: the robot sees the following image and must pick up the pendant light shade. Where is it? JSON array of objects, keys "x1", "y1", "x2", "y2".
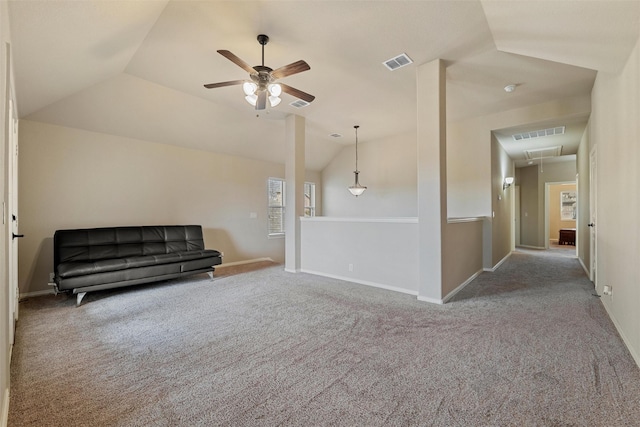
[{"x1": 348, "y1": 125, "x2": 367, "y2": 196}]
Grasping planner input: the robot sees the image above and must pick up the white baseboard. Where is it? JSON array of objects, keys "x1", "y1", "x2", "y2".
[
  {"x1": 417, "y1": 295, "x2": 443, "y2": 305},
  {"x1": 442, "y1": 269, "x2": 483, "y2": 304},
  {"x1": 601, "y1": 300, "x2": 640, "y2": 370},
  {"x1": 300, "y1": 269, "x2": 418, "y2": 297},
  {"x1": 1, "y1": 387, "x2": 9, "y2": 427},
  {"x1": 416, "y1": 268, "x2": 483, "y2": 305},
  {"x1": 578, "y1": 257, "x2": 591, "y2": 278},
  {"x1": 484, "y1": 251, "x2": 512, "y2": 272},
  {"x1": 517, "y1": 245, "x2": 546, "y2": 250},
  {"x1": 19, "y1": 289, "x2": 55, "y2": 300},
  {"x1": 217, "y1": 257, "x2": 274, "y2": 268}
]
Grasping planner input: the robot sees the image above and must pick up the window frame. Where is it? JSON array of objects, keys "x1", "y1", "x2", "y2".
[
  {"x1": 304, "y1": 182, "x2": 316, "y2": 217},
  {"x1": 267, "y1": 177, "x2": 286, "y2": 237}
]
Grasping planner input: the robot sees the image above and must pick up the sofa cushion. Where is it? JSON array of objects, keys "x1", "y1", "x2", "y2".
[
  {"x1": 57, "y1": 249, "x2": 222, "y2": 278},
  {"x1": 54, "y1": 225, "x2": 208, "y2": 264}
]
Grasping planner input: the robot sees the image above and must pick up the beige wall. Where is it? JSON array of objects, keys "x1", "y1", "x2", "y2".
[
  {"x1": 590, "y1": 34, "x2": 640, "y2": 365},
  {"x1": 447, "y1": 95, "x2": 591, "y2": 218},
  {"x1": 442, "y1": 220, "x2": 483, "y2": 297},
  {"x1": 18, "y1": 120, "x2": 321, "y2": 295},
  {"x1": 491, "y1": 134, "x2": 514, "y2": 266},
  {"x1": 321, "y1": 131, "x2": 417, "y2": 217},
  {"x1": 549, "y1": 184, "x2": 576, "y2": 242},
  {"x1": 517, "y1": 165, "x2": 539, "y2": 247}
]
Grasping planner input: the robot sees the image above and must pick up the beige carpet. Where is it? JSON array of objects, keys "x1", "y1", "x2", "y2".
[{"x1": 9, "y1": 254, "x2": 640, "y2": 426}]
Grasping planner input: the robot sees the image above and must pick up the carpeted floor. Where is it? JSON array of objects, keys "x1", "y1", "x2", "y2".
[{"x1": 9, "y1": 251, "x2": 640, "y2": 426}]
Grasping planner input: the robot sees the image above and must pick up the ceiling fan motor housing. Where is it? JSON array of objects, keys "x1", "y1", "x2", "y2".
[{"x1": 251, "y1": 66, "x2": 274, "y2": 91}]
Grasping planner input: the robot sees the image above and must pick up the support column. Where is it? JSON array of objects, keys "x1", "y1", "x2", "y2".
[
  {"x1": 284, "y1": 114, "x2": 305, "y2": 273},
  {"x1": 417, "y1": 59, "x2": 447, "y2": 303}
]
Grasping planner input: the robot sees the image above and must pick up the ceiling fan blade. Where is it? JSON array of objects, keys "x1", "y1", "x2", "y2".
[
  {"x1": 217, "y1": 50, "x2": 257, "y2": 74},
  {"x1": 256, "y1": 90, "x2": 267, "y2": 110},
  {"x1": 203, "y1": 80, "x2": 244, "y2": 89},
  {"x1": 271, "y1": 60, "x2": 310, "y2": 80},
  {"x1": 280, "y1": 83, "x2": 315, "y2": 103}
]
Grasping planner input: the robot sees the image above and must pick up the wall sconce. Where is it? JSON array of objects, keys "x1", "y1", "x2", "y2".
[{"x1": 503, "y1": 176, "x2": 514, "y2": 190}]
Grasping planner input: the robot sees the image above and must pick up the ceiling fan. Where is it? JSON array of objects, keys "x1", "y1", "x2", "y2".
[{"x1": 204, "y1": 34, "x2": 315, "y2": 110}]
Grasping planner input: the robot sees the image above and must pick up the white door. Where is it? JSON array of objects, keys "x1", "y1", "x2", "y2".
[
  {"x1": 7, "y1": 97, "x2": 19, "y2": 343},
  {"x1": 589, "y1": 147, "x2": 597, "y2": 284}
]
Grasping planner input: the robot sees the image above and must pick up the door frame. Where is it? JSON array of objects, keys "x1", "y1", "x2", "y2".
[
  {"x1": 589, "y1": 146, "x2": 597, "y2": 284},
  {"x1": 4, "y1": 43, "x2": 18, "y2": 346},
  {"x1": 544, "y1": 180, "x2": 577, "y2": 253}
]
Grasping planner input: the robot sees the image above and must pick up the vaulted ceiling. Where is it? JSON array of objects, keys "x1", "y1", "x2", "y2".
[{"x1": 8, "y1": 1, "x2": 640, "y2": 170}]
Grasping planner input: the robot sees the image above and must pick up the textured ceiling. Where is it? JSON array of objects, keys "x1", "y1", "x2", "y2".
[{"x1": 8, "y1": 1, "x2": 640, "y2": 171}]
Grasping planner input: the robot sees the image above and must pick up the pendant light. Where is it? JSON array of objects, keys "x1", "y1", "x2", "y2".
[{"x1": 348, "y1": 125, "x2": 367, "y2": 196}]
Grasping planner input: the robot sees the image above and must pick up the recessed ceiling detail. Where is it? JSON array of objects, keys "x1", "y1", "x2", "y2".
[
  {"x1": 524, "y1": 146, "x2": 563, "y2": 160},
  {"x1": 382, "y1": 53, "x2": 413, "y2": 71},
  {"x1": 513, "y1": 126, "x2": 565, "y2": 141}
]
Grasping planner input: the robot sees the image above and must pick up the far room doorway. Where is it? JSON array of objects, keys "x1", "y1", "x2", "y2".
[{"x1": 546, "y1": 182, "x2": 577, "y2": 256}]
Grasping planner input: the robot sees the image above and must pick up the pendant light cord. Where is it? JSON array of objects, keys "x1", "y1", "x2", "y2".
[{"x1": 354, "y1": 125, "x2": 360, "y2": 172}]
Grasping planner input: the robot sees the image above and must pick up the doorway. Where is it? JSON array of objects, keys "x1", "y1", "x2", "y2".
[{"x1": 545, "y1": 182, "x2": 577, "y2": 256}]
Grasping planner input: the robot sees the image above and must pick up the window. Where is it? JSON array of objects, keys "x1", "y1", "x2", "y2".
[
  {"x1": 267, "y1": 179, "x2": 316, "y2": 236},
  {"x1": 304, "y1": 182, "x2": 316, "y2": 217},
  {"x1": 268, "y1": 178, "x2": 285, "y2": 236}
]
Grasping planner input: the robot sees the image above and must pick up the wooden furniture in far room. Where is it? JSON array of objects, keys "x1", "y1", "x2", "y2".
[{"x1": 559, "y1": 228, "x2": 576, "y2": 245}]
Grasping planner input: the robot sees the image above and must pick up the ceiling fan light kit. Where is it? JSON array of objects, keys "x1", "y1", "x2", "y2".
[{"x1": 204, "y1": 34, "x2": 315, "y2": 111}]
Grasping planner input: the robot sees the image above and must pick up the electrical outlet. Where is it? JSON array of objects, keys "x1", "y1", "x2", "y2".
[{"x1": 603, "y1": 285, "x2": 612, "y2": 296}]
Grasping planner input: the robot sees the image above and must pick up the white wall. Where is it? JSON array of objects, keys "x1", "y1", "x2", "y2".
[
  {"x1": 300, "y1": 217, "x2": 419, "y2": 295},
  {"x1": 590, "y1": 34, "x2": 640, "y2": 366},
  {"x1": 321, "y1": 131, "x2": 417, "y2": 217},
  {"x1": 17, "y1": 120, "x2": 321, "y2": 295}
]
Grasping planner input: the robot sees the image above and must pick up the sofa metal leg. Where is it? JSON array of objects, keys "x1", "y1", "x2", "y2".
[
  {"x1": 207, "y1": 271, "x2": 214, "y2": 280},
  {"x1": 76, "y1": 292, "x2": 87, "y2": 307}
]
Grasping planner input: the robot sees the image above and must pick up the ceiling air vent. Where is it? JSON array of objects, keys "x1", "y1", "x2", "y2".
[
  {"x1": 383, "y1": 53, "x2": 413, "y2": 71},
  {"x1": 329, "y1": 133, "x2": 342, "y2": 138},
  {"x1": 524, "y1": 146, "x2": 563, "y2": 160},
  {"x1": 290, "y1": 99, "x2": 310, "y2": 108},
  {"x1": 513, "y1": 126, "x2": 565, "y2": 141}
]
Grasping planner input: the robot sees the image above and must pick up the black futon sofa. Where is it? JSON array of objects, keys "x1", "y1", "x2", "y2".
[{"x1": 52, "y1": 225, "x2": 222, "y2": 305}]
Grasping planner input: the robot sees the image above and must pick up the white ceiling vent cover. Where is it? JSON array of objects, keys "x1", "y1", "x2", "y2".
[
  {"x1": 524, "y1": 146, "x2": 563, "y2": 160},
  {"x1": 383, "y1": 53, "x2": 413, "y2": 71},
  {"x1": 513, "y1": 126, "x2": 565, "y2": 141},
  {"x1": 290, "y1": 99, "x2": 310, "y2": 108}
]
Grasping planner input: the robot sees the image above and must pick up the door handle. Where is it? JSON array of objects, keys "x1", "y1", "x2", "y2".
[
  {"x1": 587, "y1": 223, "x2": 595, "y2": 227},
  {"x1": 12, "y1": 233, "x2": 24, "y2": 240}
]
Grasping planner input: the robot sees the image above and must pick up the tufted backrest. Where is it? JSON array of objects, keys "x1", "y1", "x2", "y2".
[{"x1": 54, "y1": 225, "x2": 206, "y2": 267}]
